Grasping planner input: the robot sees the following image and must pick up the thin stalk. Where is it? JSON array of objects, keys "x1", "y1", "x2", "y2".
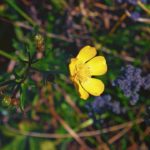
[
  {"x1": 138, "y1": 1, "x2": 150, "y2": 16},
  {"x1": 5, "y1": 0, "x2": 36, "y2": 26},
  {"x1": 0, "y1": 80, "x2": 15, "y2": 87},
  {"x1": 0, "y1": 50, "x2": 17, "y2": 60},
  {"x1": 4, "y1": 118, "x2": 143, "y2": 139}
]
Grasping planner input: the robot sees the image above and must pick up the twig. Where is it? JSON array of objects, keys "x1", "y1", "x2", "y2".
[
  {"x1": 54, "y1": 84, "x2": 82, "y2": 115},
  {"x1": 125, "y1": 10, "x2": 150, "y2": 24},
  {"x1": 109, "y1": 7, "x2": 133, "y2": 34},
  {"x1": 14, "y1": 21, "x2": 73, "y2": 42},
  {"x1": 55, "y1": 84, "x2": 107, "y2": 146},
  {"x1": 108, "y1": 127, "x2": 131, "y2": 144},
  {"x1": 109, "y1": 13, "x2": 127, "y2": 34},
  {"x1": 4, "y1": 118, "x2": 143, "y2": 139},
  {"x1": 94, "y1": 2, "x2": 127, "y2": 11},
  {"x1": 137, "y1": 18, "x2": 150, "y2": 24},
  {"x1": 106, "y1": 104, "x2": 145, "y2": 144},
  {"x1": 50, "y1": 110, "x2": 90, "y2": 149},
  {"x1": 0, "y1": 17, "x2": 73, "y2": 42},
  {"x1": 138, "y1": 1, "x2": 150, "y2": 16},
  {"x1": 101, "y1": 47, "x2": 136, "y2": 62},
  {"x1": 48, "y1": 95, "x2": 90, "y2": 149}
]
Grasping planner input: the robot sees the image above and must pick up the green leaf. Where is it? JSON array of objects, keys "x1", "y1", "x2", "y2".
[
  {"x1": 1, "y1": 136, "x2": 26, "y2": 150},
  {"x1": 29, "y1": 138, "x2": 56, "y2": 150},
  {"x1": 31, "y1": 59, "x2": 51, "y2": 71},
  {"x1": 40, "y1": 141, "x2": 56, "y2": 150},
  {"x1": 20, "y1": 82, "x2": 28, "y2": 110},
  {"x1": 5, "y1": 0, "x2": 36, "y2": 26},
  {"x1": 1, "y1": 126, "x2": 18, "y2": 137},
  {"x1": 29, "y1": 138, "x2": 40, "y2": 150}
]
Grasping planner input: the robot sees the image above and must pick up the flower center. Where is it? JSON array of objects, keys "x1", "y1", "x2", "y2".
[{"x1": 73, "y1": 62, "x2": 91, "y2": 82}]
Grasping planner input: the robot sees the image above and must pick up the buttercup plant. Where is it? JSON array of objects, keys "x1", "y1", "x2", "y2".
[{"x1": 69, "y1": 46, "x2": 107, "y2": 100}]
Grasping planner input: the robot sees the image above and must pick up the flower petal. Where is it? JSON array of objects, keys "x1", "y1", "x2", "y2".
[
  {"x1": 86, "y1": 56, "x2": 107, "y2": 76},
  {"x1": 81, "y1": 78, "x2": 104, "y2": 96},
  {"x1": 74, "y1": 80, "x2": 89, "y2": 100},
  {"x1": 77, "y1": 46, "x2": 96, "y2": 63},
  {"x1": 69, "y1": 58, "x2": 78, "y2": 76}
]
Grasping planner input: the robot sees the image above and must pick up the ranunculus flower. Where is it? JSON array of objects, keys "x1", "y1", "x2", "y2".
[{"x1": 69, "y1": 45, "x2": 107, "y2": 100}]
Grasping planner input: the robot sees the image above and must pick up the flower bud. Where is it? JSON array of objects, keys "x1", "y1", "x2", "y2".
[
  {"x1": 2, "y1": 96, "x2": 11, "y2": 107},
  {"x1": 35, "y1": 34, "x2": 44, "y2": 52}
]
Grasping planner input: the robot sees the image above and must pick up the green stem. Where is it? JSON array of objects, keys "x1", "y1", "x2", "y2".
[
  {"x1": 0, "y1": 50, "x2": 17, "y2": 60},
  {"x1": 74, "y1": 119, "x2": 93, "y2": 132},
  {"x1": 6, "y1": 0, "x2": 36, "y2": 26},
  {"x1": 10, "y1": 53, "x2": 32, "y2": 110},
  {"x1": 0, "y1": 80, "x2": 15, "y2": 87}
]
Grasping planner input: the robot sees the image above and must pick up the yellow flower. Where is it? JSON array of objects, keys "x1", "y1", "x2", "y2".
[{"x1": 69, "y1": 45, "x2": 107, "y2": 100}]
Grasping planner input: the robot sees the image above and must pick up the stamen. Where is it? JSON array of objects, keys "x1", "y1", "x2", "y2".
[{"x1": 73, "y1": 62, "x2": 91, "y2": 82}]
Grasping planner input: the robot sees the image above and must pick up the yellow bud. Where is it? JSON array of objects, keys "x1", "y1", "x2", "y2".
[
  {"x1": 2, "y1": 96, "x2": 11, "y2": 106},
  {"x1": 35, "y1": 34, "x2": 44, "y2": 44},
  {"x1": 35, "y1": 34, "x2": 44, "y2": 52}
]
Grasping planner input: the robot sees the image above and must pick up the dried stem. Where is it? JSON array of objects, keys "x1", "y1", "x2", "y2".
[
  {"x1": 48, "y1": 94, "x2": 90, "y2": 149},
  {"x1": 4, "y1": 118, "x2": 143, "y2": 139},
  {"x1": 109, "y1": 7, "x2": 133, "y2": 34},
  {"x1": 0, "y1": 17, "x2": 72, "y2": 42},
  {"x1": 138, "y1": 1, "x2": 150, "y2": 16},
  {"x1": 54, "y1": 84, "x2": 82, "y2": 115},
  {"x1": 108, "y1": 127, "x2": 131, "y2": 144}
]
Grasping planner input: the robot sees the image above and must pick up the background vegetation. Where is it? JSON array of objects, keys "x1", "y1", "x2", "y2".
[{"x1": 0, "y1": 0, "x2": 150, "y2": 149}]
